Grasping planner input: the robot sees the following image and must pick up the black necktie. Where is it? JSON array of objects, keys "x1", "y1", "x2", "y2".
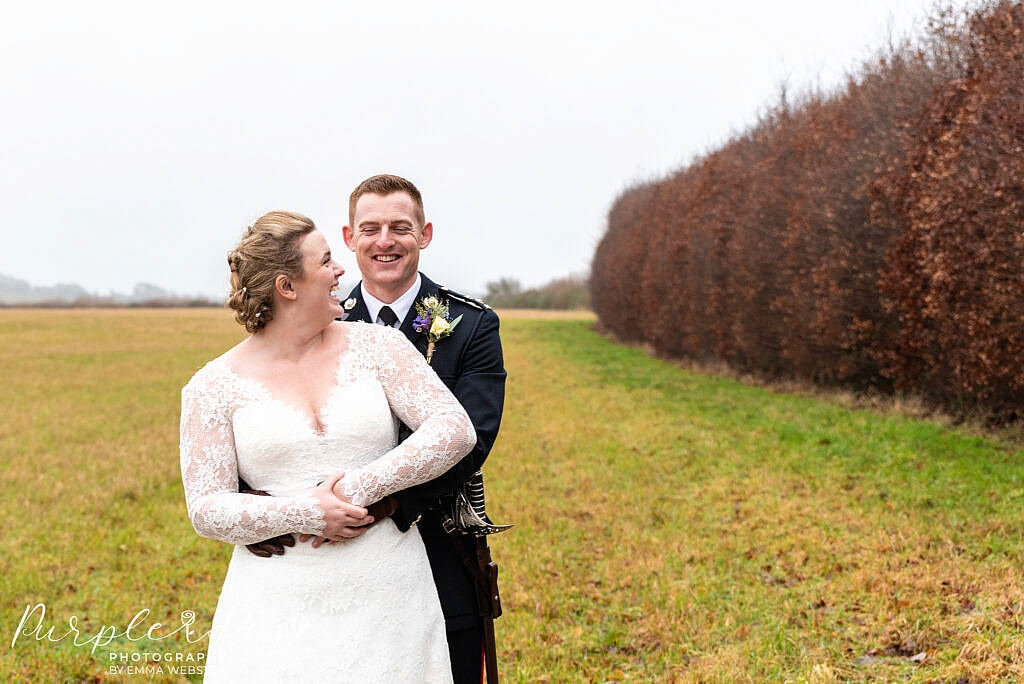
[{"x1": 378, "y1": 306, "x2": 398, "y2": 327}]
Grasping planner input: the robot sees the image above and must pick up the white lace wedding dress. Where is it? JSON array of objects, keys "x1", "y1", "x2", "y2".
[{"x1": 179, "y1": 323, "x2": 475, "y2": 683}]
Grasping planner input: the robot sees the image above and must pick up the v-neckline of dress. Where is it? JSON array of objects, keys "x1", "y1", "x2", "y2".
[{"x1": 219, "y1": 347, "x2": 350, "y2": 438}]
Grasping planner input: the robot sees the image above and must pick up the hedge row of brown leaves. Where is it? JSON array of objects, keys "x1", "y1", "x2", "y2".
[{"x1": 592, "y1": 1, "x2": 1024, "y2": 419}]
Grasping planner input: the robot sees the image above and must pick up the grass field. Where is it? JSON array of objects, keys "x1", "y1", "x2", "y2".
[{"x1": 1, "y1": 308, "x2": 1023, "y2": 683}]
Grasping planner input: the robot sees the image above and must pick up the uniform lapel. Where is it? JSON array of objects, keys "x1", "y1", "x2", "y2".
[
  {"x1": 341, "y1": 283, "x2": 371, "y2": 323},
  {"x1": 401, "y1": 274, "x2": 432, "y2": 355}
]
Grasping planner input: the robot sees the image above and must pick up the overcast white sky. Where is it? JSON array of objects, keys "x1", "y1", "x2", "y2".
[{"x1": 1, "y1": 0, "x2": 951, "y2": 299}]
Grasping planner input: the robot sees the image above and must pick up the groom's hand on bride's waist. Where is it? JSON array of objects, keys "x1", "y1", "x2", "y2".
[
  {"x1": 245, "y1": 533, "x2": 296, "y2": 557},
  {"x1": 360, "y1": 496, "x2": 398, "y2": 527},
  {"x1": 242, "y1": 490, "x2": 397, "y2": 557}
]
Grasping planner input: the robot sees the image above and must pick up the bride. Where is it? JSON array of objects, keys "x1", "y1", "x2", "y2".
[{"x1": 179, "y1": 210, "x2": 474, "y2": 682}]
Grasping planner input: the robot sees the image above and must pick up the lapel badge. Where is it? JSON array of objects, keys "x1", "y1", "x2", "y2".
[{"x1": 343, "y1": 298, "x2": 357, "y2": 310}]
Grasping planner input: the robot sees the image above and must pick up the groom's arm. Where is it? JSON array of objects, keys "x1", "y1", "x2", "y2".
[{"x1": 390, "y1": 308, "x2": 506, "y2": 532}]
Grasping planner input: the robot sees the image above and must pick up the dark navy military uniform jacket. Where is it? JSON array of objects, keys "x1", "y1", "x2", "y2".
[{"x1": 341, "y1": 272, "x2": 506, "y2": 631}]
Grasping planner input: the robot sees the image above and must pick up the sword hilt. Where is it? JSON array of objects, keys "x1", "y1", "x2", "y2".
[{"x1": 454, "y1": 470, "x2": 513, "y2": 535}]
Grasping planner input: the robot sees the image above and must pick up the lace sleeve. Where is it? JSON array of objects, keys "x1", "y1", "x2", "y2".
[
  {"x1": 179, "y1": 367, "x2": 327, "y2": 545},
  {"x1": 334, "y1": 327, "x2": 477, "y2": 507}
]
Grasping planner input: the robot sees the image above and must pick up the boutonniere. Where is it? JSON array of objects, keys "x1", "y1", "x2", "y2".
[
  {"x1": 412, "y1": 295, "x2": 462, "y2": 364},
  {"x1": 338, "y1": 297, "x2": 357, "y2": 321}
]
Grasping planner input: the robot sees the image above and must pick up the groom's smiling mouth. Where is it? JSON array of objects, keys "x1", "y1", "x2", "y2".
[{"x1": 373, "y1": 255, "x2": 400, "y2": 263}]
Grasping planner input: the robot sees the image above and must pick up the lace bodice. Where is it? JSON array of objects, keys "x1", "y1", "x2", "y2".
[{"x1": 179, "y1": 323, "x2": 476, "y2": 545}]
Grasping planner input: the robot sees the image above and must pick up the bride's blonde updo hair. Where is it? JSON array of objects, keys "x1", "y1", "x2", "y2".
[{"x1": 226, "y1": 210, "x2": 316, "y2": 333}]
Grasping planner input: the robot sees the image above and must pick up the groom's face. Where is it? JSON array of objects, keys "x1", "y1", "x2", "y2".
[{"x1": 343, "y1": 191, "x2": 433, "y2": 300}]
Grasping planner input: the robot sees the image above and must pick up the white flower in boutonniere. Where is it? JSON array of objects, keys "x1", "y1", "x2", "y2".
[
  {"x1": 412, "y1": 295, "x2": 462, "y2": 364},
  {"x1": 343, "y1": 298, "x2": 357, "y2": 310}
]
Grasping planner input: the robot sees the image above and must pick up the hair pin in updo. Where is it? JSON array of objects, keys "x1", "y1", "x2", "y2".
[{"x1": 242, "y1": 287, "x2": 247, "y2": 294}]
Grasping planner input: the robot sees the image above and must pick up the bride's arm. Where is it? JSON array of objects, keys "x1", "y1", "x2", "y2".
[
  {"x1": 333, "y1": 327, "x2": 477, "y2": 507},
  {"x1": 179, "y1": 374, "x2": 329, "y2": 545}
]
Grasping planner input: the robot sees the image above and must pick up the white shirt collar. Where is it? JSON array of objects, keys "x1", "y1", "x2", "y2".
[{"x1": 361, "y1": 274, "x2": 421, "y2": 328}]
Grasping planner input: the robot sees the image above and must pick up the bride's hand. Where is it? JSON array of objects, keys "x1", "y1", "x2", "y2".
[
  {"x1": 330, "y1": 473, "x2": 355, "y2": 503},
  {"x1": 309, "y1": 473, "x2": 373, "y2": 547}
]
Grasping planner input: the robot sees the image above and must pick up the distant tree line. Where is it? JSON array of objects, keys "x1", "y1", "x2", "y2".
[
  {"x1": 484, "y1": 274, "x2": 591, "y2": 310},
  {"x1": 591, "y1": 0, "x2": 1024, "y2": 419},
  {"x1": 1, "y1": 296, "x2": 220, "y2": 309}
]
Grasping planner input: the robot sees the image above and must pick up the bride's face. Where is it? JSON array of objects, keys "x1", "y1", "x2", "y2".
[{"x1": 292, "y1": 230, "x2": 346, "y2": 319}]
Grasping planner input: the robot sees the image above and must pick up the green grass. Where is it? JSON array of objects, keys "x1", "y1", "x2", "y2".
[{"x1": 1, "y1": 310, "x2": 1022, "y2": 682}]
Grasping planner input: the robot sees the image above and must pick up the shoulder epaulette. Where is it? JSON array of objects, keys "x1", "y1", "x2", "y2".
[{"x1": 438, "y1": 285, "x2": 491, "y2": 311}]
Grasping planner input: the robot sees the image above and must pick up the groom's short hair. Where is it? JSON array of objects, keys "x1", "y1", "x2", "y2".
[{"x1": 349, "y1": 174, "x2": 425, "y2": 228}]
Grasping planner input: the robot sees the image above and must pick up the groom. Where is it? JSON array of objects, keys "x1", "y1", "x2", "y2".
[
  {"x1": 340, "y1": 174, "x2": 507, "y2": 683},
  {"x1": 249, "y1": 174, "x2": 506, "y2": 683}
]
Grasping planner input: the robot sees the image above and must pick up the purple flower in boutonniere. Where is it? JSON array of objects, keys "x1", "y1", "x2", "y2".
[
  {"x1": 413, "y1": 295, "x2": 462, "y2": 364},
  {"x1": 412, "y1": 314, "x2": 432, "y2": 333}
]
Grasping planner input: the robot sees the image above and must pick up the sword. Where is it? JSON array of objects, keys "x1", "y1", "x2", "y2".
[{"x1": 445, "y1": 471, "x2": 511, "y2": 684}]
